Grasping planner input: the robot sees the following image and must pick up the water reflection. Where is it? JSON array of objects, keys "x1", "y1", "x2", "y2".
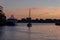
[
  {"x1": 0, "y1": 23, "x2": 60, "y2": 40},
  {"x1": 5, "y1": 26, "x2": 17, "y2": 40},
  {"x1": 0, "y1": 27, "x2": 5, "y2": 40},
  {"x1": 28, "y1": 27, "x2": 31, "y2": 40}
]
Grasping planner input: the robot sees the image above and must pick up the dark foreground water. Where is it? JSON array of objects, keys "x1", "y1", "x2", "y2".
[{"x1": 0, "y1": 23, "x2": 60, "y2": 40}]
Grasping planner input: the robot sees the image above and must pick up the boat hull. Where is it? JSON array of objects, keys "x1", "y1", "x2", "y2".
[
  {"x1": 6, "y1": 22, "x2": 16, "y2": 26},
  {"x1": 27, "y1": 23, "x2": 32, "y2": 27}
]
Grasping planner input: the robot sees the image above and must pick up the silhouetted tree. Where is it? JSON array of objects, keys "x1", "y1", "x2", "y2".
[{"x1": 0, "y1": 6, "x2": 6, "y2": 26}]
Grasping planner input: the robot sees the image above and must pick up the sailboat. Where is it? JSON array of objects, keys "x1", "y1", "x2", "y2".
[
  {"x1": 27, "y1": 8, "x2": 32, "y2": 27},
  {"x1": 6, "y1": 15, "x2": 17, "y2": 26}
]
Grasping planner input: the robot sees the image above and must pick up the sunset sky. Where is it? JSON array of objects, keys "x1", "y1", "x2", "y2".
[{"x1": 1, "y1": 0, "x2": 60, "y2": 19}]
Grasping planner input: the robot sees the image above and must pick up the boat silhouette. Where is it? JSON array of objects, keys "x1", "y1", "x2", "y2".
[{"x1": 6, "y1": 15, "x2": 17, "y2": 26}]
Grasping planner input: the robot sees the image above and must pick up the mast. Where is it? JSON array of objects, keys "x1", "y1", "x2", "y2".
[{"x1": 29, "y1": 8, "x2": 31, "y2": 18}]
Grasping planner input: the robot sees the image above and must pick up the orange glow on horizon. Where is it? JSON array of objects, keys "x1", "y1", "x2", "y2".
[{"x1": 4, "y1": 8, "x2": 60, "y2": 19}]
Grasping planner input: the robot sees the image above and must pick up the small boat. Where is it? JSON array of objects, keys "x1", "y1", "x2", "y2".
[
  {"x1": 55, "y1": 22, "x2": 60, "y2": 26},
  {"x1": 6, "y1": 15, "x2": 17, "y2": 26},
  {"x1": 27, "y1": 23, "x2": 32, "y2": 27}
]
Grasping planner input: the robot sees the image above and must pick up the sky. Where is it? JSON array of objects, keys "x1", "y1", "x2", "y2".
[{"x1": 0, "y1": 0, "x2": 60, "y2": 19}]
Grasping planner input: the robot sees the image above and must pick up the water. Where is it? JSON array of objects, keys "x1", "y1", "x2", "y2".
[{"x1": 0, "y1": 23, "x2": 60, "y2": 40}]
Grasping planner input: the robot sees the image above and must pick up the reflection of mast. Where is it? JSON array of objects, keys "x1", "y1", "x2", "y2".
[{"x1": 28, "y1": 27, "x2": 31, "y2": 40}]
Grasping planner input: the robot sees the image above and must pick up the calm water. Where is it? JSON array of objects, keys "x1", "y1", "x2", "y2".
[{"x1": 0, "y1": 23, "x2": 60, "y2": 40}]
